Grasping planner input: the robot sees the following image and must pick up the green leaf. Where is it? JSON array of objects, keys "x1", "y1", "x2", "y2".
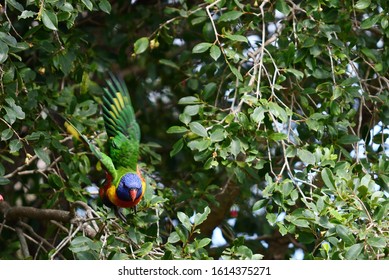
[
  {"x1": 302, "y1": 37, "x2": 315, "y2": 48},
  {"x1": 230, "y1": 138, "x2": 241, "y2": 157},
  {"x1": 361, "y1": 48, "x2": 378, "y2": 61},
  {"x1": 252, "y1": 199, "x2": 269, "y2": 211},
  {"x1": 360, "y1": 15, "x2": 380, "y2": 30},
  {"x1": 321, "y1": 168, "x2": 335, "y2": 190},
  {"x1": 1, "y1": 129, "x2": 13, "y2": 141},
  {"x1": 345, "y1": 243, "x2": 364, "y2": 260},
  {"x1": 34, "y1": 147, "x2": 51, "y2": 165},
  {"x1": 184, "y1": 105, "x2": 200, "y2": 116},
  {"x1": 179, "y1": 113, "x2": 191, "y2": 125},
  {"x1": 381, "y1": 17, "x2": 389, "y2": 29},
  {"x1": 18, "y1": 10, "x2": 37, "y2": 20},
  {"x1": 367, "y1": 237, "x2": 386, "y2": 248},
  {"x1": 276, "y1": 0, "x2": 290, "y2": 15},
  {"x1": 9, "y1": 139, "x2": 23, "y2": 153},
  {"x1": 224, "y1": 34, "x2": 248, "y2": 43},
  {"x1": 0, "y1": 176, "x2": 11, "y2": 185},
  {"x1": 134, "y1": 37, "x2": 149, "y2": 54},
  {"x1": 192, "y1": 42, "x2": 212, "y2": 53},
  {"x1": 159, "y1": 59, "x2": 180, "y2": 69},
  {"x1": 229, "y1": 64, "x2": 243, "y2": 81},
  {"x1": 0, "y1": 32, "x2": 17, "y2": 47},
  {"x1": 268, "y1": 102, "x2": 288, "y2": 123},
  {"x1": 338, "y1": 134, "x2": 360, "y2": 144},
  {"x1": 373, "y1": 202, "x2": 389, "y2": 221},
  {"x1": 167, "y1": 232, "x2": 180, "y2": 244},
  {"x1": 354, "y1": 0, "x2": 371, "y2": 9},
  {"x1": 3, "y1": 107, "x2": 16, "y2": 125},
  {"x1": 332, "y1": 85, "x2": 342, "y2": 101},
  {"x1": 336, "y1": 225, "x2": 355, "y2": 246},
  {"x1": 192, "y1": 16, "x2": 207, "y2": 25},
  {"x1": 69, "y1": 236, "x2": 92, "y2": 253},
  {"x1": 204, "y1": 157, "x2": 218, "y2": 169},
  {"x1": 291, "y1": 218, "x2": 310, "y2": 228},
  {"x1": 175, "y1": 225, "x2": 188, "y2": 243},
  {"x1": 340, "y1": 77, "x2": 359, "y2": 87},
  {"x1": 251, "y1": 107, "x2": 265, "y2": 124},
  {"x1": 178, "y1": 96, "x2": 200, "y2": 104},
  {"x1": 189, "y1": 122, "x2": 208, "y2": 137},
  {"x1": 167, "y1": 126, "x2": 189, "y2": 134},
  {"x1": 59, "y1": 2, "x2": 75, "y2": 12},
  {"x1": 312, "y1": 68, "x2": 331, "y2": 79},
  {"x1": 136, "y1": 242, "x2": 153, "y2": 257},
  {"x1": 266, "y1": 213, "x2": 277, "y2": 226},
  {"x1": 210, "y1": 45, "x2": 221, "y2": 61},
  {"x1": 6, "y1": 98, "x2": 25, "y2": 120},
  {"x1": 98, "y1": 0, "x2": 111, "y2": 13},
  {"x1": 193, "y1": 206, "x2": 211, "y2": 226},
  {"x1": 177, "y1": 212, "x2": 192, "y2": 231},
  {"x1": 81, "y1": 0, "x2": 93, "y2": 11},
  {"x1": 170, "y1": 138, "x2": 184, "y2": 157},
  {"x1": 219, "y1": 11, "x2": 243, "y2": 22},
  {"x1": 203, "y1": 82, "x2": 217, "y2": 99},
  {"x1": 48, "y1": 174, "x2": 64, "y2": 189},
  {"x1": 0, "y1": 41, "x2": 9, "y2": 63},
  {"x1": 111, "y1": 253, "x2": 129, "y2": 260},
  {"x1": 6, "y1": 0, "x2": 24, "y2": 12},
  {"x1": 210, "y1": 129, "x2": 225, "y2": 142},
  {"x1": 297, "y1": 149, "x2": 315, "y2": 165},
  {"x1": 42, "y1": 10, "x2": 58, "y2": 31},
  {"x1": 317, "y1": 196, "x2": 325, "y2": 213},
  {"x1": 318, "y1": 216, "x2": 333, "y2": 229},
  {"x1": 197, "y1": 238, "x2": 211, "y2": 248},
  {"x1": 53, "y1": 50, "x2": 75, "y2": 75},
  {"x1": 285, "y1": 68, "x2": 304, "y2": 80},
  {"x1": 191, "y1": 139, "x2": 210, "y2": 152},
  {"x1": 269, "y1": 132, "x2": 287, "y2": 141}
]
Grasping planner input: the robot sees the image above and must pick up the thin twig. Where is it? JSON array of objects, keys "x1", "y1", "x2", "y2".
[{"x1": 16, "y1": 226, "x2": 30, "y2": 258}]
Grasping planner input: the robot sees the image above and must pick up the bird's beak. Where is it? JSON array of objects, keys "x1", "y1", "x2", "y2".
[{"x1": 129, "y1": 189, "x2": 137, "y2": 202}]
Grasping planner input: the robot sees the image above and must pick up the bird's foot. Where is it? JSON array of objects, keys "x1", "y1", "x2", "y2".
[{"x1": 115, "y1": 207, "x2": 127, "y2": 223}]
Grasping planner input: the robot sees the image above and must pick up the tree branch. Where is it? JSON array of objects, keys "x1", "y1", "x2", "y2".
[
  {"x1": 198, "y1": 178, "x2": 240, "y2": 237},
  {"x1": 15, "y1": 226, "x2": 30, "y2": 258},
  {"x1": 0, "y1": 201, "x2": 72, "y2": 223}
]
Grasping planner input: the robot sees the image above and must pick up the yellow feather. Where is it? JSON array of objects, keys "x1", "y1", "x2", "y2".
[
  {"x1": 110, "y1": 106, "x2": 119, "y2": 119},
  {"x1": 64, "y1": 122, "x2": 80, "y2": 141},
  {"x1": 113, "y1": 97, "x2": 122, "y2": 111},
  {"x1": 116, "y1": 92, "x2": 125, "y2": 109}
]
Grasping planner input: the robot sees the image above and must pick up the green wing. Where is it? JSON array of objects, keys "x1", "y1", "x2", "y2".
[
  {"x1": 48, "y1": 108, "x2": 118, "y2": 179},
  {"x1": 102, "y1": 75, "x2": 140, "y2": 142},
  {"x1": 102, "y1": 75, "x2": 140, "y2": 170},
  {"x1": 64, "y1": 120, "x2": 118, "y2": 179}
]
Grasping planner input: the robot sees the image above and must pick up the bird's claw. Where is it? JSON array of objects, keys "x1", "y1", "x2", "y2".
[{"x1": 115, "y1": 207, "x2": 128, "y2": 223}]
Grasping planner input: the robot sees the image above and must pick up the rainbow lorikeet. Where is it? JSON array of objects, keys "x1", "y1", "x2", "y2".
[
  {"x1": 61, "y1": 76, "x2": 146, "y2": 220},
  {"x1": 98, "y1": 76, "x2": 146, "y2": 215}
]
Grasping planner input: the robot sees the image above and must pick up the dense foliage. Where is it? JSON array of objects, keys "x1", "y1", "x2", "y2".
[{"x1": 0, "y1": 0, "x2": 388, "y2": 260}]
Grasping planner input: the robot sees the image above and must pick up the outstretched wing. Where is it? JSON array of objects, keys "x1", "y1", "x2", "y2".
[
  {"x1": 48, "y1": 108, "x2": 117, "y2": 179},
  {"x1": 66, "y1": 121, "x2": 117, "y2": 180},
  {"x1": 102, "y1": 75, "x2": 140, "y2": 143}
]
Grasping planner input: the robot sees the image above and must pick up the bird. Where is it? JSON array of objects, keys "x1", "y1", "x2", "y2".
[
  {"x1": 51, "y1": 75, "x2": 146, "y2": 221},
  {"x1": 98, "y1": 75, "x2": 146, "y2": 218}
]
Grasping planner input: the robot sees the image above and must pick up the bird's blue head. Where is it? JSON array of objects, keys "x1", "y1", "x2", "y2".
[{"x1": 116, "y1": 173, "x2": 143, "y2": 202}]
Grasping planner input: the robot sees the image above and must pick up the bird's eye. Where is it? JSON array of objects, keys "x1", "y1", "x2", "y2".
[{"x1": 111, "y1": 141, "x2": 118, "y2": 149}]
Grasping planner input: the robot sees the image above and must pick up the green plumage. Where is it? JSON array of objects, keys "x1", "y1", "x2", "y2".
[
  {"x1": 102, "y1": 75, "x2": 140, "y2": 171},
  {"x1": 103, "y1": 75, "x2": 140, "y2": 141}
]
